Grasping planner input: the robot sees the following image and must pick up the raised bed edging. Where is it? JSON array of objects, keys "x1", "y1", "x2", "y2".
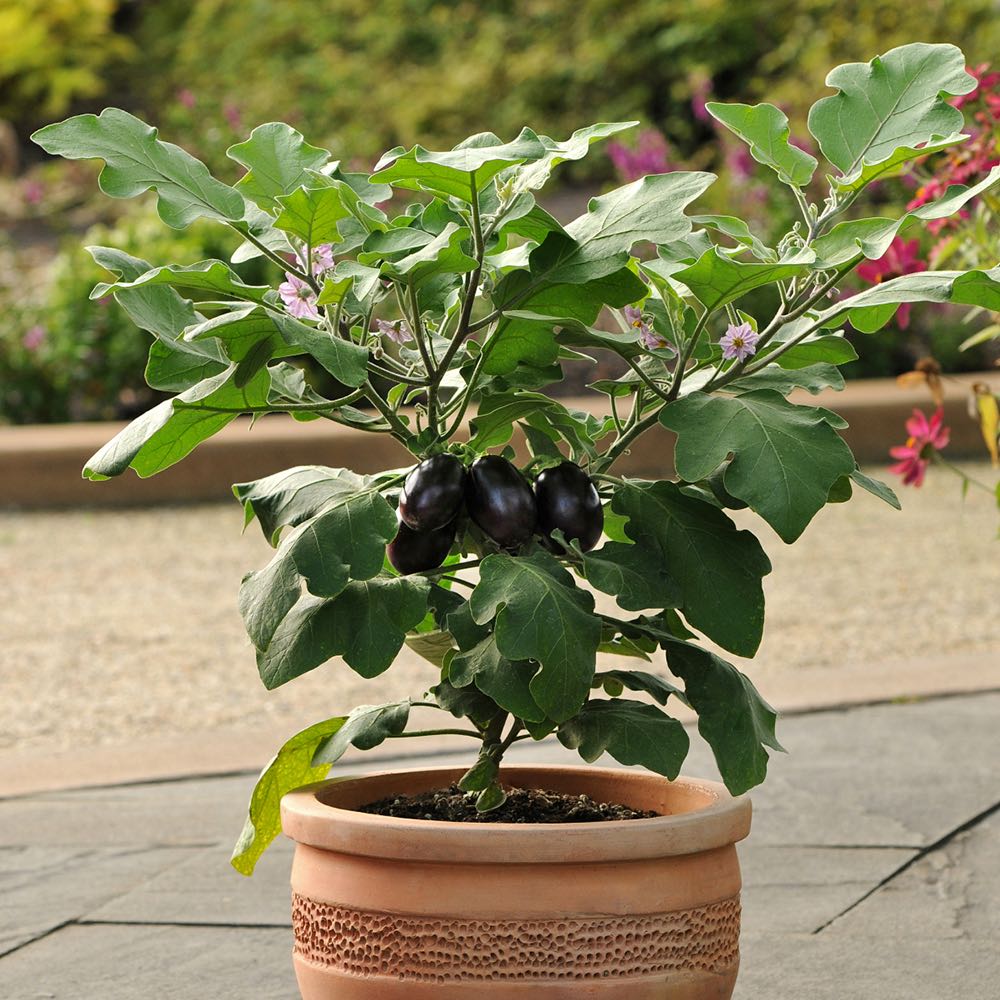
[{"x1": 1, "y1": 372, "x2": 994, "y2": 508}]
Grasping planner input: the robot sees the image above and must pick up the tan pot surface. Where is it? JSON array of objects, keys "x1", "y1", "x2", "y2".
[{"x1": 281, "y1": 765, "x2": 752, "y2": 999}]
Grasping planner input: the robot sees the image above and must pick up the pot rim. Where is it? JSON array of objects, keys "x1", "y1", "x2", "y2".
[{"x1": 281, "y1": 764, "x2": 751, "y2": 864}]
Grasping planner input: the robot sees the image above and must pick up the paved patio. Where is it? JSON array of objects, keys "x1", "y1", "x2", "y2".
[{"x1": 2, "y1": 691, "x2": 998, "y2": 999}]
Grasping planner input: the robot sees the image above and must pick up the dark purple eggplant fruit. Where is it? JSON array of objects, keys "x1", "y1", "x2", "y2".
[
  {"x1": 534, "y1": 461, "x2": 603, "y2": 552},
  {"x1": 465, "y1": 455, "x2": 537, "y2": 550},
  {"x1": 387, "y1": 517, "x2": 457, "y2": 575},
  {"x1": 398, "y1": 454, "x2": 467, "y2": 531}
]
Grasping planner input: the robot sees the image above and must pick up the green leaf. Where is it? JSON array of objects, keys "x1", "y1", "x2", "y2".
[
  {"x1": 594, "y1": 669, "x2": 687, "y2": 706},
  {"x1": 257, "y1": 577, "x2": 430, "y2": 688},
  {"x1": 557, "y1": 699, "x2": 689, "y2": 777},
  {"x1": 431, "y1": 679, "x2": 502, "y2": 727},
  {"x1": 83, "y1": 366, "x2": 270, "y2": 480},
  {"x1": 86, "y1": 246, "x2": 228, "y2": 391},
  {"x1": 812, "y1": 167, "x2": 1000, "y2": 267},
  {"x1": 691, "y1": 215, "x2": 774, "y2": 261},
  {"x1": 235, "y1": 466, "x2": 373, "y2": 544},
  {"x1": 32, "y1": 108, "x2": 244, "y2": 228},
  {"x1": 371, "y1": 129, "x2": 548, "y2": 201},
  {"x1": 226, "y1": 123, "x2": 331, "y2": 210},
  {"x1": 851, "y1": 467, "x2": 901, "y2": 510},
  {"x1": 486, "y1": 268, "x2": 646, "y2": 375},
  {"x1": 661, "y1": 391, "x2": 856, "y2": 542},
  {"x1": 706, "y1": 102, "x2": 817, "y2": 187},
  {"x1": 662, "y1": 639, "x2": 783, "y2": 795},
  {"x1": 819, "y1": 268, "x2": 1000, "y2": 332},
  {"x1": 674, "y1": 247, "x2": 814, "y2": 313},
  {"x1": 772, "y1": 335, "x2": 858, "y2": 369},
  {"x1": 231, "y1": 716, "x2": 346, "y2": 875},
  {"x1": 145, "y1": 340, "x2": 227, "y2": 392},
  {"x1": 311, "y1": 700, "x2": 411, "y2": 765},
  {"x1": 807, "y1": 43, "x2": 975, "y2": 187},
  {"x1": 832, "y1": 134, "x2": 969, "y2": 192},
  {"x1": 379, "y1": 223, "x2": 477, "y2": 284},
  {"x1": 357, "y1": 227, "x2": 434, "y2": 264},
  {"x1": 727, "y1": 362, "x2": 845, "y2": 396},
  {"x1": 581, "y1": 540, "x2": 682, "y2": 612},
  {"x1": 467, "y1": 391, "x2": 556, "y2": 450},
  {"x1": 92, "y1": 260, "x2": 270, "y2": 304},
  {"x1": 274, "y1": 184, "x2": 353, "y2": 247},
  {"x1": 513, "y1": 121, "x2": 638, "y2": 191},
  {"x1": 449, "y1": 633, "x2": 546, "y2": 723},
  {"x1": 470, "y1": 550, "x2": 602, "y2": 722},
  {"x1": 264, "y1": 311, "x2": 370, "y2": 388},
  {"x1": 612, "y1": 482, "x2": 770, "y2": 656}
]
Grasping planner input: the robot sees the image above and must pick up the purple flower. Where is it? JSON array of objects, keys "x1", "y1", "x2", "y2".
[
  {"x1": 720, "y1": 322, "x2": 760, "y2": 362},
  {"x1": 294, "y1": 243, "x2": 335, "y2": 277},
  {"x1": 724, "y1": 142, "x2": 755, "y2": 181},
  {"x1": 375, "y1": 319, "x2": 412, "y2": 344},
  {"x1": 223, "y1": 103, "x2": 243, "y2": 131},
  {"x1": 22, "y1": 179, "x2": 45, "y2": 205},
  {"x1": 624, "y1": 305, "x2": 673, "y2": 353},
  {"x1": 690, "y1": 73, "x2": 714, "y2": 123},
  {"x1": 608, "y1": 130, "x2": 672, "y2": 182},
  {"x1": 176, "y1": 88, "x2": 196, "y2": 110},
  {"x1": 279, "y1": 274, "x2": 320, "y2": 321},
  {"x1": 22, "y1": 325, "x2": 46, "y2": 351}
]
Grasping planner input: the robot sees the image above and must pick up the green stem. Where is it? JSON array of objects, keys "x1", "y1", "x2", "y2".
[
  {"x1": 229, "y1": 224, "x2": 319, "y2": 293},
  {"x1": 390, "y1": 729, "x2": 484, "y2": 740},
  {"x1": 419, "y1": 559, "x2": 482, "y2": 578},
  {"x1": 363, "y1": 381, "x2": 414, "y2": 447}
]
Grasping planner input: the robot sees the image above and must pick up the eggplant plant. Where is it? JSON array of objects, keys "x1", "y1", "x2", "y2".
[{"x1": 32, "y1": 42, "x2": 1000, "y2": 875}]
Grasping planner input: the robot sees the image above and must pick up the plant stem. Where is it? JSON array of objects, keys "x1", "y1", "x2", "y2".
[
  {"x1": 419, "y1": 559, "x2": 482, "y2": 578},
  {"x1": 229, "y1": 224, "x2": 319, "y2": 293},
  {"x1": 390, "y1": 729, "x2": 484, "y2": 740}
]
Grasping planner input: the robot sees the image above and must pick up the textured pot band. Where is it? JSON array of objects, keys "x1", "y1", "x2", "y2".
[{"x1": 291, "y1": 893, "x2": 741, "y2": 982}]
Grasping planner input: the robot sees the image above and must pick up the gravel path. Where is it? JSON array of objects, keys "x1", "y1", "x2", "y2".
[{"x1": 3, "y1": 465, "x2": 998, "y2": 753}]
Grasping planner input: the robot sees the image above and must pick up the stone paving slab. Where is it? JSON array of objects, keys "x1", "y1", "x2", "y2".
[
  {"x1": 0, "y1": 924, "x2": 297, "y2": 1000},
  {"x1": 1, "y1": 693, "x2": 997, "y2": 998},
  {"x1": 824, "y1": 810, "x2": 1000, "y2": 942},
  {"x1": 0, "y1": 845, "x2": 195, "y2": 959},
  {"x1": 736, "y1": 933, "x2": 1000, "y2": 1000},
  {"x1": 84, "y1": 840, "x2": 294, "y2": 928}
]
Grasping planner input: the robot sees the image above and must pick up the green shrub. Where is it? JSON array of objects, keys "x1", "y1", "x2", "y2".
[
  {"x1": 0, "y1": 204, "x2": 273, "y2": 424},
  {"x1": 0, "y1": 0, "x2": 132, "y2": 125}
]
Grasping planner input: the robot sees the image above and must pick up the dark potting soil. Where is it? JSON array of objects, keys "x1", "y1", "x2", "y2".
[{"x1": 359, "y1": 784, "x2": 659, "y2": 823}]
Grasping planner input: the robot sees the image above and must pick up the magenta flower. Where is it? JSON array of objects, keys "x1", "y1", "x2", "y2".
[
  {"x1": 624, "y1": 305, "x2": 672, "y2": 353},
  {"x1": 375, "y1": 319, "x2": 412, "y2": 344},
  {"x1": 176, "y1": 88, "x2": 196, "y2": 110},
  {"x1": 889, "y1": 407, "x2": 951, "y2": 487},
  {"x1": 608, "y1": 130, "x2": 672, "y2": 182},
  {"x1": 22, "y1": 179, "x2": 45, "y2": 205},
  {"x1": 22, "y1": 325, "x2": 46, "y2": 351},
  {"x1": 856, "y1": 238, "x2": 927, "y2": 329},
  {"x1": 720, "y1": 322, "x2": 760, "y2": 362},
  {"x1": 690, "y1": 73, "x2": 713, "y2": 123},
  {"x1": 223, "y1": 103, "x2": 243, "y2": 131},
  {"x1": 279, "y1": 274, "x2": 320, "y2": 321}
]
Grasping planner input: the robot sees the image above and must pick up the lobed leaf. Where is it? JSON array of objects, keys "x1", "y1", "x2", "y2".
[
  {"x1": 32, "y1": 108, "x2": 244, "y2": 228},
  {"x1": 807, "y1": 43, "x2": 975, "y2": 187},
  {"x1": 612, "y1": 482, "x2": 770, "y2": 656},
  {"x1": 470, "y1": 550, "x2": 602, "y2": 722},
  {"x1": 706, "y1": 102, "x2": 817, "y2": 188},
  {"x1": 557, "y1": 699, "x2": 689, "y2": 777},
  {"x1": 660, "y1": 391, "x2": 856, "y2": 542}
]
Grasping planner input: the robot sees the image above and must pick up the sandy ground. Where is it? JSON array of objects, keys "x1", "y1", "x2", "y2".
[{"x1": 2, "y1": 464, "x2": 998, "y2": 753}]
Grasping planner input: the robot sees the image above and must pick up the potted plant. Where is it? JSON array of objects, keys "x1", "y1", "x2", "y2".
[{"x1": 33, "y1": 42, "x2": 1000, "y2": 999}]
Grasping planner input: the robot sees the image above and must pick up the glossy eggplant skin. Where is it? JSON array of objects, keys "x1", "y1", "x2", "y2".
[
  {"x1": 465, "y1": 456, "x2": 537, "y2": 550},
  {"x1": 398, "y1": 454, "x2": 467, "y2": 531},
  {"x1": 534, "y1": 462, "x2": 604, "y2": 552},
  {"x1": 387, "y1": 518, "x2": 457, "y2": 575}
]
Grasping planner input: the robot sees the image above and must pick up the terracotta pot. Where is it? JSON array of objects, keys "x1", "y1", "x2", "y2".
[{"x1": 281, "y1": 764, "x2": 751, "y2": 999}]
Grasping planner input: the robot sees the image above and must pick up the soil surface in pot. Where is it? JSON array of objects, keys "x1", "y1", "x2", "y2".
[{"x1": 359, "y1": 785, "x2": 659, "y2": 823}]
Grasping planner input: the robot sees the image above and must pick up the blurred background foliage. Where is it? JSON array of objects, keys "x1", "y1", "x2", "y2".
[{"x1": 1, "y1": 0, "x2": 998, "y2": 423}]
